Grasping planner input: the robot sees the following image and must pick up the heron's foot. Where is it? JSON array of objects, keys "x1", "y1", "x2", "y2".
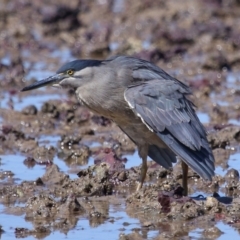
[{"x1": 136, "y1": 160, "x2": 148, "y2": 192}]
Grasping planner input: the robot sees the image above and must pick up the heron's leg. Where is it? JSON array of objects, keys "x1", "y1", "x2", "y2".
[
  {"x1": 181, "y1": 161, "x2": 189, "y2": 196},
  {"x1": 136, "y1": 145, "x2": 148, "y2": 192}
]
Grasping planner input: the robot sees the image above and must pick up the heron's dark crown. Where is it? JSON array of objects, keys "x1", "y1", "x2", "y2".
[{"x1": 56, "y1": 59, "x2": 103, "y2": 73}]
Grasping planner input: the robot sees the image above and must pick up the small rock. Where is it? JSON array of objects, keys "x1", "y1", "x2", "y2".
[
  {"x1": 205, "y1": 196, "x2": 219, "y2": 209},
  {"x1": 118, "y1": 171, "x2": 127, "y2": 181},
  {"x1": 142, "y1": 221, "x2": 154, "y2": 228},
  {"x1": 203, "y1": 226, "x2": 223, "y2": 238},
  {"x1": 41, "y1": 102, "x2": 59, "y2": 118},
  {"x1": 22, "y1": 105, "x2": 38, "y2": 115},
  {"x1": 172, "y1": 229, "x2": 188, "y2": 237},
  {"x1": 225, "y1": 168, "x2": 239, "y2": 182},
  {"x1": 25, "y1": 195, "x2": 57, "y2": 219},
  {"x1": 42, "y1": 164, "x2": 69, "y2": 185},
  {"x1": 58, "y1": 195, "x2": 84, "y2": 217},
  {"x1": 94, "y1": 148, "x2": 125, "y2": 172},
  {"x1": 33, "y1": 146, "x2": 56, "y2": 163},
  {"x1": 15, "y1": 228, "x2": 31, "y2": 238},
  {"x1": 23, "y1": 157, "x2": 36, "y2": 168},
  {"x1": 34, "y1": 177, "x2": 44, "y2": 186}
]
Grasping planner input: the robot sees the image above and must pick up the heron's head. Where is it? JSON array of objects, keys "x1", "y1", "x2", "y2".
[{"x1": 21, "y1": 59, "x2": 103, "y2": 92}]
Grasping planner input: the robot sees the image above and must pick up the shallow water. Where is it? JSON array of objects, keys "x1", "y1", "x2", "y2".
[
  {"x1": 1, "y1": 130, "x2": 240, "y2": 239},
  {"x1": 1, "y1": 206, "x2": 239, "y2": 240},
  {"x1": 0, "y1": 202, "x2": 140, "y2": 240},
  {"x1": 1, "y1": 49, "x2": 240, "y2": 240},
  {"x1": 1, "y1": 92, "x2": 62, "y2": 111}
]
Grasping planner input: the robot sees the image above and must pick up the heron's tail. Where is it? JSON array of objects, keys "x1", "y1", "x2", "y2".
[{"x1": 148, "y1": 145, "x2": 177, "y2": 169}]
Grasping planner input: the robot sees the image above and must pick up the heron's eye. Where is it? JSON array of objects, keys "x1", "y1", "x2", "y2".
[{"x1": 67, "y1": 70, "x2": 74, "y2": 76}]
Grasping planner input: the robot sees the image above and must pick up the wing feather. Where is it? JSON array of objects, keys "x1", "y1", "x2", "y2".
[{"x1": 124, "y1": 79, "x2": 214, "y2": 180}]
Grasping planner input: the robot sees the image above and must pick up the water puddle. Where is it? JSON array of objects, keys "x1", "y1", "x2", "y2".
[
  {"x1": 0, "y1": 200, "x2": 143, "y2": 240},
  {"x1": 214, "y1": 72, "x2": 239, "y2": 100},
  {"x1": 226, "y1": 71, "x2": 240, "y2": 88},
  {"x1": 228, "y1": 151, "x2": 240, "y2": 171},
  {"x1": 189, "y1": 227, "x2": 203, "y2": 239},
  {"x1": 53, "y1": 156, "x2": 80, "y2": 179},
  {"x1": 217, "y1": 222, "x2": 240, "y2": 239},
  {"x1": 87, "y1": 141, "x2": 102, "y2": 148},
  {"x1": 228, "y1": 119, "x2": 240, "y2": 126},
  {"x1": 0, "y1": 212, "x2": 33, "y2": 240},
  {"x1": 1, "y1": 199, "x2": 239, "y2": 240},
  {"x1": 0, "y1": 154, "x2": 46, "y2": 183},
  {"x1": 0, "y1": 153, "x2": 81, "y2": 183},
  {"x1": 189, "y1": 221, "x2": 240, "y2": 240},
  {"x1": 78, "y1": 205, "x2": 138, "y2": 239},
  {"x1": 1, "y1": 92, "x2": 62, "y2": 111},
  {"x1": 38, "y1": 135, "x2": 61, "y2": 148},
  {"x1": 124, "y1": 151, "x2": 142, "y2": 169},
  {"x1": 215, "y1": 150, "x2": 240, "y2": 177}
]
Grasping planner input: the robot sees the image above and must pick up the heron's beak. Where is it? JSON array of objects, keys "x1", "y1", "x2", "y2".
[{"x1": 21, "y1": 74, "x2": 64, "y2": 92}]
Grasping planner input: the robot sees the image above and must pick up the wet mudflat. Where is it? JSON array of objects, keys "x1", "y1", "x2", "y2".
[{"x1": 1, "y1": 0, "x2": 240, "y2": 239}]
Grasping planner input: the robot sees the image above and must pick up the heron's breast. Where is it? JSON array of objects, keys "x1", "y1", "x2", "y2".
[{"x1": 76, "y1": 84, "x2": 130, "y2": 117}]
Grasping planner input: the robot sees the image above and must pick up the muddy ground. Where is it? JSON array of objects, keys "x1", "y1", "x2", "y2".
[{"x1": 0, "y1": 0, "x2": 240, "y2": 239}]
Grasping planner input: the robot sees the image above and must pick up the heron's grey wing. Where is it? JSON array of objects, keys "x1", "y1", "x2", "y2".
[{"x1": 124, "y1": 79, "x2": 215, "y2": 180}]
